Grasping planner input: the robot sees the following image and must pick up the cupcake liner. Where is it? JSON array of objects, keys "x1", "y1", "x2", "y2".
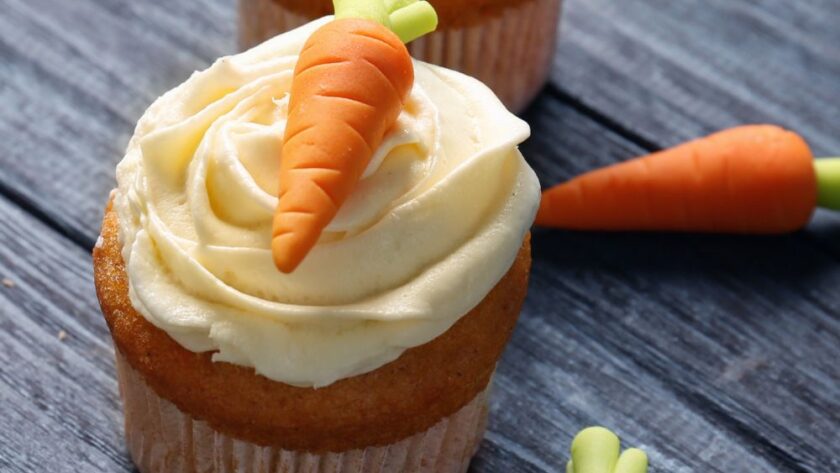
[
  {"x1": 237, "y1": 0, "x2": 562, "y2": 112},
  {"x1": 116, "y1": 351, "x2": 491, "y2": 473}
]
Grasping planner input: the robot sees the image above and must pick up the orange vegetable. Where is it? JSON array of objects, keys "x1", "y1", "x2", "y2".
[
  {"x1": 536, "y1": 125, "x2": 817, "y2": 233},
  {"x1": 272, "y1": 18, "x2": 414, "y2": 272}
]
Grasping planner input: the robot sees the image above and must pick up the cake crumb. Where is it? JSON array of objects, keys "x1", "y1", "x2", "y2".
[
  {"x1": 95, "y1": 235, "x2": 105, "y2": 249},
  {"x1": 58, "y1": 330, "x2": 67, "y2": 341},
  {"x1": 2, "y1": 278, "x2": 15, "y2": 288}
]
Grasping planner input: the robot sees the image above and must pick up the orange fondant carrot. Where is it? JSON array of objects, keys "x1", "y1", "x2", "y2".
[
  {"x1": 272, "y1": 18, "x2": 414, "y2": 272},
  {"x1": 536, "y1": 125, "x2": 819, "y2": 233}
]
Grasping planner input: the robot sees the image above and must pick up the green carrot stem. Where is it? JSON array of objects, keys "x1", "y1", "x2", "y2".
[
  {"x1": 389, "y1": 1, "x2": 437, "y2": 42},
  {"x1": 614, "y1": 449, "x2": 649, "y2": 473},
  {"x1": 570, "y1": 427, "x2": 620, "y2": 473},
  {"x1": 334, "y1": 0, "x2": 390, "y2": 24},
  {"x1": 814, "y1": 158, "x2": 840, "y2": 210},
  {"x1": 333, "y1": 0, "x2": 437, "y2": 43},
  {"x1": 567, "y1": 427, "x2": 648, "y2": 473},
  {"x1": 385, "y1": 0, "x2": 416, "y2": 11}
]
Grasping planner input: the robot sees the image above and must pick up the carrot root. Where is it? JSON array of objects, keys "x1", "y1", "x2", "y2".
[
  {"x1": 271, "y1": 1, "x2": 438, "y2": 272},
  {"x1": 272, "y1": 18, "x2": 415, "y2": 272},
  {"x1": 536, "y1": 125, "x2": 817, "y2": 234}
]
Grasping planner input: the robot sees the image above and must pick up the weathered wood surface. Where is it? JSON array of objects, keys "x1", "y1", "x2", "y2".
[
  {"x1": 552, "y1": 0, "x2": 840, "y2": 152},
  {"x1": 0, "y1": 197, "x2": 131, "y2": 472},
  {"x1": 0, "y1": 0, "x2": 236, "y2": 249},
  {"x1": 0, "y1": 0, "x2": 838, "y2": 472}
]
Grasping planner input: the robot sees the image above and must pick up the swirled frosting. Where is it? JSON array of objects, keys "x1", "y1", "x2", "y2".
[{"x1": 114, "y1": 17, "x2": 540, "y2": 387}]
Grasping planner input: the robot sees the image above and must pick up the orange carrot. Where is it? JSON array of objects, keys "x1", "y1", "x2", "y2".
[
  {"x1": 272, "y1": 18, "x2": 414, "y2": 272},
  {"x1": 536, "y1": 125, "x2": 817, "y2": 233}
]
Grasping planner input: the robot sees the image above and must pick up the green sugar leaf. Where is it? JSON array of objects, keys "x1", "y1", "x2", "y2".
[
  {"x1": 385, "y1": 0, "x2": 417, "y2": 12},
  {"x1": 615, "y1": 449, "x2": 649, "y2": 473},
  {"x1": 333, "y1": 0, "x2": 437, "y2": 43},
  {"x1": 815, "y1": 158, "x2": 840, "y2": 211},
  {"x1": 389, "y1": 1, "x2": 438, "y2": 43},
  {"x1": 567, "y1": 427, "x2": 648, "y2": 473},
  {"x1": 333, "y1": 0, "x2": 390, "y2": 24},
  {"x1": 571, "y1": 427, "x2": 620, "y2": 473}
]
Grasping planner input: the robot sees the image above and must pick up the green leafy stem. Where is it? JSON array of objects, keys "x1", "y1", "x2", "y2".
[
  {"x1": 567, "y1": 427, "x2": 649, "y2": 473},
  {"x1": 815, "y1": 158, "x2": 840, "y2": 211},
  {"x1": 333, "y1": 0, "x2": 438, "y2": 43}
]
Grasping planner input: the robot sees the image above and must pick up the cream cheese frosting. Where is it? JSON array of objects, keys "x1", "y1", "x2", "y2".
[{"x1": 114, "y1": 17, "x2": 540, "y2": 388}]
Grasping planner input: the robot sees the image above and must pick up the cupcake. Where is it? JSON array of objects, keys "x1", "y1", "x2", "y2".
[
  {"x1": 94, "y1": 12, "x2": 540, "y2": 473},
  {"x1": 239, "y1": 0, "x2": 562, "y2": 113}
]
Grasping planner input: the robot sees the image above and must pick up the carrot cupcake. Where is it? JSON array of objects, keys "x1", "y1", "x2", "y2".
[
  {"x1": 94, "y1": 4, "x2": 539, "y2": 472},
  {"x1": 239, "y1": 0, "x2": 562, "y2": 112}
]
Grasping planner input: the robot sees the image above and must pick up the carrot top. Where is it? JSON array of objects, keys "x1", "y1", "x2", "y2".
[
  {"x1": 815, "y1": 158, "x2": 840, "y2": 210},
  {"x1": 567, "y1": 427, "x2": 648, "y2": 473},
  {"x1": 334, "y1": 0, "x2": 438, "y2": 42}
]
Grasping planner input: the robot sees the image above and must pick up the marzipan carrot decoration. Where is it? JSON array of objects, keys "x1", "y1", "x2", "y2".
[
  {"x1": 536, "y1": 125, "x2": 840, "y2": 233},
  {"x1": 272, "y1": 0, "x2": 437, "y2": 272}
]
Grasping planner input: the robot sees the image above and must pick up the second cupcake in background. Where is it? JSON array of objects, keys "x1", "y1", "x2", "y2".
[
  {"x1": 95, "y1": 1, "x2": 541, "y2": 472},
  {"x1": 239, "y1": 0, "x2": 562, "y2": 113}
]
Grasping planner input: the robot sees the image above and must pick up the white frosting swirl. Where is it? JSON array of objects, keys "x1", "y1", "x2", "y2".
[{"x1": 114, "y1": 17, "x2": 540, "y2": 387}]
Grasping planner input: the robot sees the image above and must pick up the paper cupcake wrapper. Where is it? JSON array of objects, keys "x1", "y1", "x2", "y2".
[
  {"x1": 116, "y1": 351, "x2": 490, "y2": 473},
  {"x1": 238, "y1": 0, "x2": 562, "y2": 113}
]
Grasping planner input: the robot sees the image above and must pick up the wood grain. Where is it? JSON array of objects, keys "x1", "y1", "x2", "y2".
[
  {"x1": 0, "y1": 197, "x2": 130, "y2": 472},
  {"x1": 552, "y1": 0, "x2": 840, "y2": 152},
  {"x1": 0, "y1": 0, "x2": 236, "y2": 248},
  {"x1": 0, "y1": 0, "x2": 839, "y2": 472},
  {"x1": 517, "y1": 96, "x2": 840, "y2": 472}
]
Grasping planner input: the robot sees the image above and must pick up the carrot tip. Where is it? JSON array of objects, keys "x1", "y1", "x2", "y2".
[
  {"x1": 534, "y1": 199, "x2": 553, "y2": 226},
  {"x1": 272, "y1": 239, "x2": 303, "y2": 273}
]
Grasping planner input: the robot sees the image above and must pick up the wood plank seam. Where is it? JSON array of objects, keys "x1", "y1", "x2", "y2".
[
  {"x1": 675, "y1": 389, "x2": 811, "y2": 473},
  {"x1": 0, "y1": 33, "x2": 136, "y2": 128},
  {"x1": 0, "y1": 176, "x2": 96, "y2": 251},
  {"x1": 543, "y1": 82, "x2": 662, "y2": 153}
]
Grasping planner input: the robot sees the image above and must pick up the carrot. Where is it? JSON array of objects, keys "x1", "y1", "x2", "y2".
[
  {"x1": 272, "y1": 1, "x2": 437, "y2": 272},
  {"x1": 536, "y1": 125, "x2": 820, "y2": 234}
]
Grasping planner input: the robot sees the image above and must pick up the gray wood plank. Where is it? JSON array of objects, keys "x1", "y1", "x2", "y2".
[
  {"x1": 0, "y1": 0, "x2": 237, "y2": 248},
  {"x1": 0, "y1": 198, "x2": 130, "y2": 471},
  {"x1": 545, "y1": 12, "x2": 840, "y2": 464},
  {"x1": 518, "y1": 96, "x2": 840, "y2": 472},
  {"x1": 545, "y1": 12, "x2": 840, "y2": 465},
  {"x1": 552, "y1": 0, "x2": 840, "y2": 153}
]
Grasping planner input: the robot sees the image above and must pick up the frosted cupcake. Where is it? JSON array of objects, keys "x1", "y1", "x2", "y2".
[
  {"x1": 94, "y1": 5, "x2": 539, "y2": 472},
  {"x1": 239, "y1": 0, "x2": 562, "y2": 112}
]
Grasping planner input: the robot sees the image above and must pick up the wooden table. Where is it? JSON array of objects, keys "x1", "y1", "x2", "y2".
[{"x1": 1, "y1": 1, "x2": 838, "y2": 471}]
